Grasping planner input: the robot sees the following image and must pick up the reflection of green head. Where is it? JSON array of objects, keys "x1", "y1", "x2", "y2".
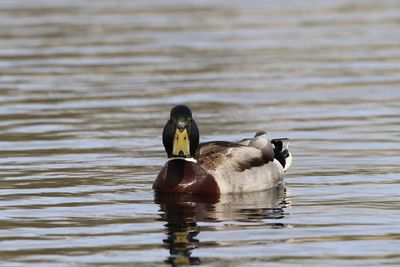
[{"x1": 163, "y1": 221, "x2": 200, "y2": 265}]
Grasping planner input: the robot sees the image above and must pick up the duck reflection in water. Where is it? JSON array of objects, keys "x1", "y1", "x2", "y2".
[{"x1": 154, "y1": 185, "x2": 288, "y2": 266}]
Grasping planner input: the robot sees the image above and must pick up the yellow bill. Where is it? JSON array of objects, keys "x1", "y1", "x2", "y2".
[{"x1": 172, "y1": 128, "x2": 190, "y2": 157}]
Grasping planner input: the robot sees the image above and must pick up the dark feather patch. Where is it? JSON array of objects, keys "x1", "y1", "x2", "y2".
[
  {"x1": 234, "y1": 155, "x2": 265, "y2": 172},
  {"x1": 254, "y1": 131, "x2": 267, "y2": 137},
  {"x1": 195, "y1": 142, "x2": 229, "y2": 171},
  {"x1": 196, "y1": 141, "x2": 267, "y2": 173}
]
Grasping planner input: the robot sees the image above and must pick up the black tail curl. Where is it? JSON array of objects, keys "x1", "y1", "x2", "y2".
[{"x1": 271, "y1": 138, "x2": 290, "y2": 169}]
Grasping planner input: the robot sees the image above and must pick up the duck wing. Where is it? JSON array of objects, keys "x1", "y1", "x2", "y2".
[
  {"x1": 195, "y1": 140, "x2": 273, "y2": 173},
  {"x1": 195, "y1": 140, "x2": 283, "y2": 193}
]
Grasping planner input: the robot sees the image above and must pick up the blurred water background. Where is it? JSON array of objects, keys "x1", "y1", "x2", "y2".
[{"x1": 1, "y1": 0, "x2": 400, "y2": 266}]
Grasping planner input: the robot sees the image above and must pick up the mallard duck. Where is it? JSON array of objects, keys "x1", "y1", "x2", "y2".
[{"x1": 153, "y1": 105, "x2": 292, "y2": 194}]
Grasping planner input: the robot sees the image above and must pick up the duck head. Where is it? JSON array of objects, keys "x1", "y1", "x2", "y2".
[{"x1": 162, "y1": 105, "x2": 199, "y2": 158}]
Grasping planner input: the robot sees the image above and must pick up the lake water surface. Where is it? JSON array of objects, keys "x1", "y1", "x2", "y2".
[{"x1": 1, "y1": 0, "x2": 400, "y2": 266}]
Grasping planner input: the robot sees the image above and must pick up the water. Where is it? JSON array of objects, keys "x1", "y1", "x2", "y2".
[{"x1": 1, "y1": 0, "x2": 400, "y2": 266}]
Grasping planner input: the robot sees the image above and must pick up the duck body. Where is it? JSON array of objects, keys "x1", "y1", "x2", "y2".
[
  {"x1": 154, "y1": 136, "x2": 290, "y2": 194},
  {"x1": 153, "y1": 105, "x2": 292, "y2": 194}
]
